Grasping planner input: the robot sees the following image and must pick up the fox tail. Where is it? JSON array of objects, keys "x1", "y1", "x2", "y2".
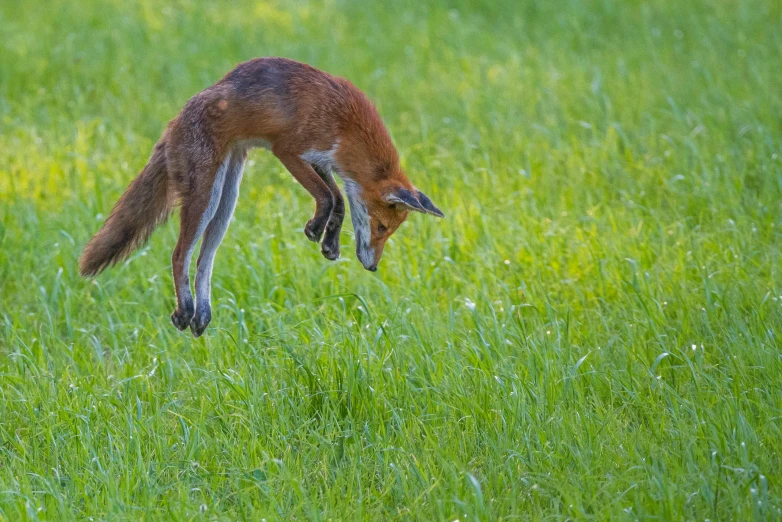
[{"x1": 79, "y1": 140, "x2": 171, "y2": 277}]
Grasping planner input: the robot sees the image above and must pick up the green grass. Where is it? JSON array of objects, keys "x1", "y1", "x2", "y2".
[{"x1": 1, "y1": 0, "x2": 781, "y2": 519}]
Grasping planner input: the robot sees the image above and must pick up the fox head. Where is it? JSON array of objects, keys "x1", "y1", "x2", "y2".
[{"x1": 343, "y1": 175, "x2": 444, "y2": 271}]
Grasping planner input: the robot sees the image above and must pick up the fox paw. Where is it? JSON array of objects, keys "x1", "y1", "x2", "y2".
[
  {"x1": 304, "y1": 218, "x2": 326, "y2": 243},
  {"x1": 171, "y1": 305, "x2": 194, "y2": 331},
  {"x1": 190, "y1": 307, "x2": 211, "y2": 338},
  {"x1": 321, "y1": 239, "x2": 340, "y2": 260}
]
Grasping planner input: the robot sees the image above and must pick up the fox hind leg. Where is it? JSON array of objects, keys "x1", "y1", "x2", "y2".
[
  {"x1": 170, "y1": 151, "x2": 231, "y2": 331},
  {"x1": 190, "y1": 149, "x2": 246, "y2": 337}
]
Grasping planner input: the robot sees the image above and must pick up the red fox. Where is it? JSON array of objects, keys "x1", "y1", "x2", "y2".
[{"x1": 79, "y1": 57, "x2": 443, "y2": 337}]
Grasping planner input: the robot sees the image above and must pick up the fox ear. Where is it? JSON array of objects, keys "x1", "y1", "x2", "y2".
[
  {"x1": 415, "y1": 189, "x2": 445, "y2": 218},
  {"x1": 385, "y1": 188, "x2": 426, "y2": 213}
]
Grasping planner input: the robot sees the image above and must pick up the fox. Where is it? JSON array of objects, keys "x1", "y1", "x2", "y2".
[{"x1": 79, "y1": 57, "x2": 444, "y2": 337}]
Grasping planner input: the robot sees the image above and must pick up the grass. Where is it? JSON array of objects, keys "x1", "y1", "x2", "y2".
[{"x1": 1, "y1": 0, "x2": 781, "y2": 519}]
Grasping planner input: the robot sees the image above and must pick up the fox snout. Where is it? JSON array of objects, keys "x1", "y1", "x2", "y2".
[{"x1": 356, "y1": 243, "x2": 378, "y2": 271}]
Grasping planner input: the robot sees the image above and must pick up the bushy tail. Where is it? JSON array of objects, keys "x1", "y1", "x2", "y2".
[{"x1": 79, "y1": 140, "x2": 171, "y2": 277}]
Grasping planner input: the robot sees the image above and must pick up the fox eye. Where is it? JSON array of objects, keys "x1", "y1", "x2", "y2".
[{"x1": 378, "y1": 223, "x2": 388, "y2": 234}]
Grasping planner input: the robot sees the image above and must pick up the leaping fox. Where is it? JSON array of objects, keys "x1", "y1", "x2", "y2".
[{"x1": 79, "y1": 57, "x2": 444, "y2": 337}]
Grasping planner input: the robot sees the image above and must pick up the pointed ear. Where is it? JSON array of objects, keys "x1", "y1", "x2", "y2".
[
  {"x1": 415, "y1": 189, "x2": 445, "y2": 218},
  {"x1": 384, "y1": 188, "x2": 426, "y2": 213}
]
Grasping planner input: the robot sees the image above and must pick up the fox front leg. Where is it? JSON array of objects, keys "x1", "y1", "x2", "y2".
[
  {"x1": 312, "y1": 164, "x2": 344, "y2": 260},
  {"x1": 273, "y1": 149, "x2": 335, "y2": 243}
]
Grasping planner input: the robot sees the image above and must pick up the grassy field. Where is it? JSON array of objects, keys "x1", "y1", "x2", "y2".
[{"x1": 1, "y1": 0, "x2": 781, "y2": 519}]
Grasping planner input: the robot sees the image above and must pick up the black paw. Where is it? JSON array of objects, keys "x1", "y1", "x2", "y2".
[
  {"x1": 171, "y1": 304, "x2": 194, "y2": 331},
  {"x1": 321, "y1": 239, "x2": 340, "y2": 260},
  {"x1": 190, "y1": 307, "x2": 211, "y2": 338},
  {"x1": 304, "y1": 218, "x2": 326, "y2": 242}
]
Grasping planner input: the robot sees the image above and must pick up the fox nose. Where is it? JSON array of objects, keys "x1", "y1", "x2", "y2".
[{"x1": 367, "y1": 265, "x2": 378, "y2": 272}]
